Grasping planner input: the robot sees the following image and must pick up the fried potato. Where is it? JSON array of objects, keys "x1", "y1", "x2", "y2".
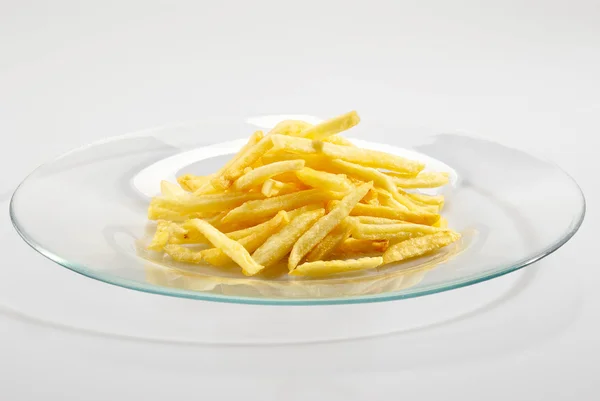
[
  {"x1": 261, "y1": 179, "x2": 300, "y2": 197},
  {"x1": 288, "y1": 182, "x2": 372, "y2": 270},
  {"x1": 361, "y1": 188, "x2": 379, "y2": 205},
  {"x1": 222, "y1": 188, "x2": 340, "y2": 224},
  {"x1": 271, "y1": 134, "x2": 424, "y2": 175},
  {"x1": 260, "y1": 150, "x2": 333, "y2": 171},
  {"x1": 268, "y1": 120, "x2": 313, "y2": 136},
  {"x1": 305, "y1": 218, "x2": 352, "y2": 262},
  {"x1": 201, "y1": 211, "x2": 289, "y2": 266},
  {"x1": 295, "y1": 167, "x2": 352, "y2": 193},
  {"x1": 186, "y1": 219, "x2": 264, "y2": 275},
  {"x1": 150, "y1": 191, "x2": 264, "y2": 216},
  {"x1": 233, "y1": 159, "x2": 305, "y2": 191},
  {"x1": 290, "y1": 257, "x2": 383, "y2": 277},
  {"x1": 352, "y1": 216, "x2": 405, "y2": 225},
  {"x1": 286, "y1": 204, "x2": 326, "y2": 220},
  {"x1": 294, "y1": 111, "x2": 360, "y2": 140},
  {"x1": 351, "y1": 222, "x2": 442, "y2": 242},
  {"x1": 407, "y1": 192, "x2": 445, "y2": 206},
  {"x1": 388, "y1": 171, "x2": 450, "y2": 189},
  {"x1": 432, "y1": 217, "x2": 448, "y2": 228},
  {"x1": 195, "y1": 131, "x2": 264, "y2": 194},
  {"x1": 252, "y1": 208, "x2": 325, "y2": 268},
  {"x1": 329, "y1": 201, "x2": 440, "y2": 225},
  {"x1": 177, "y1": 174, "x2": 211, "y2": 192},
  {"x1": 147, "y1": 221, "x2": 176, "y2": 251},
  {"x1": 211, "y1": 133, "x2": 272, "y2": 190},
  {"x1": 382, "y1": 231, "x2": 461, "y2": 264},
  {"x1": 164, "y1": 244, "x2": 205, "y2": 264},
  {"x1": 323, "y1": 135, "x2": 355, "y2": 147},
  {"x1": 333, "y1": 238, "x2": 389, "y2": 256}
]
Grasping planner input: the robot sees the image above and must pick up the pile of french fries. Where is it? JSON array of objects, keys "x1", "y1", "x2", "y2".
[{"x1": 146, "y1": 111, "x2": 460, "y2": 278}]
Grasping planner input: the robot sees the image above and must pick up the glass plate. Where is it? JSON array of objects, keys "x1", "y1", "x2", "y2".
[{"x1": 10, "y1": 117, "x2": 585, "y2": 305}]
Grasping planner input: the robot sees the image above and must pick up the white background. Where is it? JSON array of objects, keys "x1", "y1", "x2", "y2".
[{"x1": 0, "y1": 1, "x2": 598, "y2": 400}]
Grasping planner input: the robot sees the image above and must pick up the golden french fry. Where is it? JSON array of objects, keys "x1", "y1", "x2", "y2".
[
  {"x1": 252, "y1": 208, "x2": 325, "y2": 268},
  {"x1": 267, "y1": 120, "x2": 313, "y2": 136},
  {"x1": 361, "y1": 188, "x2": 379, "y2": 205},
  {"x1": 432, "y1": 217, "x2": 448, "y2": 228},
  {"x1": 288, "y1": 182, "x2": 372, "y2": 270},
  {"x1": 195, "y1": 131, "x2": 264, "y2": 194},
  {"x1": 329, "y1": 201, "x2": 440, "y2": 225},
  {"x1": 177, "y1": 174, "x2": 211, "y2": 192},
  {"x1": 323, "y1": 135, "x2": 355, "y2": 146},
  {"x1": 147, "y1": 221, "x2": 174, "y2": 251},
  {"x1": 271, "y1": 134, "x2": 424, "y2": 175},
  {"x1": 351, "y1": 222, "x2": 442, "y2": 242},
  {"x1": 290, "y1": 257, "x2": 383, "y2": 277},
  {"x1": 148, "y1": 202, "x2": 217, "y2": 222},
  {"x1": 333, "y1": 238, "x2": 389, "y2": 256},
  {"x1": 151, "y1": 191, "x2": 264, "y2": 216},
  {"x1": 352, "y1": 216, "x2": 405, "y2": 225},
  {"x1": 407, "y1": 192, "x2": 445, "y2": 206},
  {"x1": 160, "y1": 180, "x2": 190, "y2": 198},
  {"x1": 200, "y1": 211, "x2": 289, "y2": 266},
  {"x1": 305, "y1": 218, "x2": 351, "y2": 262},
  {"x1": 286, "y1": 204, "x2": 326, "y2": 220},
  {"x1": 294, "y1": 111, "x2": 360, "y2": 140},
  {"x1": 164, "y1": 244, "x2": 204, "y2": 264},
  {"x1": 295, "y1": 167, "x2": 352, "y2": 193},
  {"x1": 374, "y1": 187, "x2": 408, "y2": 210},
  {"x1": 187, "y1": 219, "x2": 263, "y2": 275},
  {"x1": 261, "y1": 179, "x2": 301, "y2": 197},
  {"x1": 210, "y1": 132, "x2": 272, "y2": 190},
  {"x1": 331, "y1": 159, "x2": 425, "y2": 211},
  {"x1": 388, "y1": 171, "x2": 450, "y2": 189},
  {"x1": 383, "y1": 231, "x2": 461, "y2": 264},
  {"x1": 233, "y1": 159, "x2": 305, "y2": 190},
  {"x1": 260, "y1": 150, "x2": 333, "y2": 171},
  {"x1": 221, "y1": 188, "x2": 340, "y2": 224}
]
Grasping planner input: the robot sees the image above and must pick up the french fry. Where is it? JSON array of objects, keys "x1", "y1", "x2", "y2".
[
  {"x1": 147, "y1": 221, "x2": 175, "y2": 251},
  {"x1": 382, "y1": 231, "x2": 461, "y2": 264},
  {"x1": 361, "y1": 188, "x2": 379, "y2": 205},
  {"x1": 211, "y1": 133, "x2": 272, "y2": 190},
  {"x1": 271, "y1": 134, "x2": 424, "y2": 175},
  {"x1": 267, "y1": 120, "x2": 313, "y2": 136},
  {"x1": 352, "y1": 216, "x2": 405, "y2": 225},
  {"x1": 195, "y1": 131, "x2": 264, "y2": 194},
  {"x1": 177, "y1": 174, "x2": 211, "y2": 192},
  {"x1": 331, "y1": 159, "x2": 424, "y2": 211},
  {"x1": 407, "y1": 192, "x2": 445, "y2": 206},
  {"x1": 286, "y1": 204, "x2": 326, "y2": 220},
  {"x1": 261, "y1": 179, "x2": 301, "y2": 197},
  {"x1": 294, "y1": 111, "x2": 360, "y2": 140},
  {"x1": 221, "y1": 188, "x2": 340, "y2": 224},
  {"x1": 186, "y1": 219, "x2": 264, "y2": 275},
  {"x1": 260, "y1": 150, "x2": 333, "y2": 171},
  {"x1": 233, "y1": 159, "x2": 305, "y2": 191},
  {"x1": 323, "y1": 135, "x2": 355, "y2": 146},
  {"x1": 290, "y1": 257, "x2": 383, "y2": 277},
  {"x1": 150, "y1": 191, "x2": 264, "y2": 216},
  {"x1": 351, "y1": 222, "x2": 442, "y2": 241},
  {"x1": 329, "y1": 201, "x2": 440, "y2": 225},
  {"x1": 252, "y1": 208, "x2": 325, "y2": 268},
  {"x1": 201, "y1": 211, "x2": 289, "y2": 266},
  {"x1": 333, "y1": 238, "x2": 389, "y2": 256},
  {"x1": 160, "y1": 180, "x2": 190, "y2": 198},
  {"x1": 388, "y1": 171, "x2": 450, "y2": 189},
  {"x1": 164, "y1": 244, "x2": 204, "y2": 264},
  {"x1": 295, "y1": 167, "x2": 352, "y2": 193},
  {"x1": 288, "y1": 182, "x2": 372, "y2": 270},
  {"x1": 432, "y1": 217, "x2": 448, "y2": 228},
  {"x1": 305, "y1": 218, "x2": 351, "y2": 262},
  {"x1": 374, "y1": 187, "x2": 408, "y2": 211}
]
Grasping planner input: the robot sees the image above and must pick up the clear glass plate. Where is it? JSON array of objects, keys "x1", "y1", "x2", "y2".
[{"x1": 9, "y1": 117, "x2": 585, "y2": 305}]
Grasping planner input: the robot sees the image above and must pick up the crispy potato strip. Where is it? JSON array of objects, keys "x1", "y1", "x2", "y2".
[
  {"x1": 149, "y1": 191, "x2": 264, "y2": 218},
  {"x1": 233, "y1": 159, "x2": 305, "y2": 190},
  {"x1": 177, "y1": 174, "x2": 211, "y2": 192},
  {"x1": 288, "y1": 182, "x2": 372, "y2": 270},
  {"x1": 222, "y1": 188, "x2": 340, "y2": 224},
  {"x1": 333, "y1": 238, "x2": 389, "y2": 256},
  {"x1": 271, "y1": 134, "x2": 424, "y2": 175},
  {"x1": 294, "y1": 111, "x2": 360, "y2": 140},
  {"x1": 211, "y1": 133, "x2": 272, "y2": 190},
  {"x1": 267, "y1": 120, "x2": 313, "y2": 136},
  {"x1": 382, "y1": 231, "x2": 461, "y2": 264},
  {"x1": 201, "y1": 211, "x2": 289, "y2": 266},
  {"x1": 388, "y1": 171, "x2": 450, "y2": 189},
  {"x1": 163, "y1": 244, "x2": 205, "y2": 264},
  {"x1": 305, "y1": 218, "x2": 352, "y2": 262},
  {"x1": 295, "y1": 167, "x2": 352, "y2": 193},
  {"x1": 186, "y1": 219, "x2": 264, "y2": 275},
  {"x1": 351, "y1": 222, "x2": 442, "y2": 241},
  {"x1": 329, "y1": 201, "x2": 440, "y2": 225},
  {"x1": 252, "y1": 209, "x2": 325, "y2": 268},
  {"x1": 290, "y1": 257, "x2": 383, "y2": 277}
]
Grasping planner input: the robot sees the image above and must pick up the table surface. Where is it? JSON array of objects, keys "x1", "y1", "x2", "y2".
[{"x1": 1, "y1": 1, "x2": 598, "y2": 400}]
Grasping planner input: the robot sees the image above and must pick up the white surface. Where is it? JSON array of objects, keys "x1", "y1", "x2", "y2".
[{"x1": 0, "y1": 1, "x2": 598, "y2": 400}]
